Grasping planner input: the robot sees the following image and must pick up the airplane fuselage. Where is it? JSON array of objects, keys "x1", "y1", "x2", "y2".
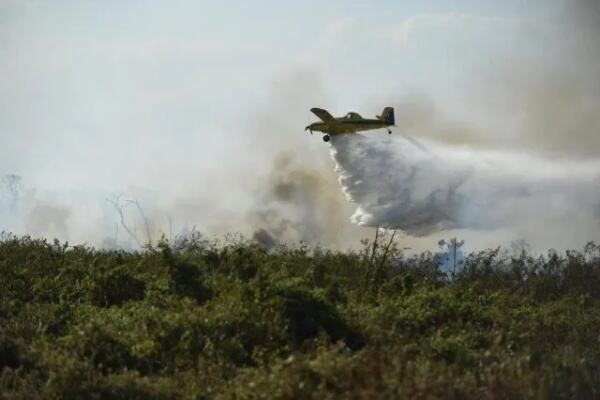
[
  {"x1": 307, "y1": 119, "x2": 390, "y2": 134},
  {"x1": 306, "y1": 107, "x2": 395, "y2": 142}
]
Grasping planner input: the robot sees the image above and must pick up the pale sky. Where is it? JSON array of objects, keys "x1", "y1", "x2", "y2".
[{"x1": 1, "y1": 0, "x2": 598, "y2": 249}]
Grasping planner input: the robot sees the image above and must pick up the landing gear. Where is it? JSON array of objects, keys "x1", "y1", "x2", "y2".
[
  {"x1": 323, "y1": 134, "x2": 330, "y2": 142},
  {"x1": 387, "y1": 128, "x2": 392, "y2": 134}
]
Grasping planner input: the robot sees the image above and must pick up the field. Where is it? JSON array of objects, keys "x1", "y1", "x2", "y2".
[{"x1": 1, "y1": 234, "x2": 599, "y2": 399}]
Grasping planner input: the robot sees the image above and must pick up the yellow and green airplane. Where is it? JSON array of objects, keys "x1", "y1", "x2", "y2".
[{"x1": 305, "y1": 107, "x2": 395, "y2": 142}]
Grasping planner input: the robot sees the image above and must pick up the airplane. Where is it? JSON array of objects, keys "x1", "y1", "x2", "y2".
[{"x1": 305, "y1": 107, "x2": 395, "y2": 142}]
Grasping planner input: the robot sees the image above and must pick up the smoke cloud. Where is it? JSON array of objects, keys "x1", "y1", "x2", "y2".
[
  {"x1": 25, "y1": 203, "x2": 71, "y2": 241},
  {"x1": 2, "y1": 1, "x2": 599, "y2": 251},
  {"x1": 247, "y1": 151, "x2": 366, "y2": 248}
]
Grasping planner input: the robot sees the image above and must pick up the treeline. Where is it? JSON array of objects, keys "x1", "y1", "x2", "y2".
[{"x1": 0, "y1": 233, "x2": 599, "y2": 399}]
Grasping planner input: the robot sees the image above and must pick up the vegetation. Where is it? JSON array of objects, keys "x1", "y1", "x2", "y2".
[{"x1": 1, "y1": 232, "x2": 599, "y2": 399}]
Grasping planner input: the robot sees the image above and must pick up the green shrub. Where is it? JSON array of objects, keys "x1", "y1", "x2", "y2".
[{"x1": 0, "y1": 235, "x2": 599, "y2": 399}]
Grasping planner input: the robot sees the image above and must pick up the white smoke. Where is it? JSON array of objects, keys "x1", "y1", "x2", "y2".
[{"x1": 329, "y1": 134, "x2": 600, "y2": 243}]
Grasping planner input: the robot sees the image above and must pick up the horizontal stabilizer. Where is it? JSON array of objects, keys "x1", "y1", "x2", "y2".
[{"x1": 310, "y1": 107, "x2": 334, "y2": 122}]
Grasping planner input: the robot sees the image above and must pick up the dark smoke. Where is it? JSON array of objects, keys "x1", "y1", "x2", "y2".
[
  {"x1": 252, "y1": 228, "x2": 277, "y2": 250},
  {"x1": 247, "y1": 152, "x2": 365, "y2": 247}
]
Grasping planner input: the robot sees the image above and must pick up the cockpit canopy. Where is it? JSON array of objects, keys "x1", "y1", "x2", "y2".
[{"x1": 345, "y1": 112, "x2": 362, "y2": 120}]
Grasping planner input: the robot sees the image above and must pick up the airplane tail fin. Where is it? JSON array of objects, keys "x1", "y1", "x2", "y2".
[{"x1": 378, "y1": 107, "x2": 395, "y2": 125}]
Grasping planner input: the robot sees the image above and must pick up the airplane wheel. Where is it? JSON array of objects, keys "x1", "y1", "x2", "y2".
[{"x1": 323, "y1": 135, "x2": 330, "y2": 142}]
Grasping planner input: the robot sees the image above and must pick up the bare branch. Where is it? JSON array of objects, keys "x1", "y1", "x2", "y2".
[
  {"x1": 125, "y1": 199, "x2": 153, "y2": 248},
  {"x1": 106, "y1": 194, "x2": 143, "y2": 248}
]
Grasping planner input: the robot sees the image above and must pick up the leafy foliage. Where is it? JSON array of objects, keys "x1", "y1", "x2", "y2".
[{"x1": 0, "y1": 234, "x2": 599, "y2": 399}]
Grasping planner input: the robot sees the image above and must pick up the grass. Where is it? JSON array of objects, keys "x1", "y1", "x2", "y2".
[{"x1": 0, "y1": 233, "x2": 599, "y2": 399}]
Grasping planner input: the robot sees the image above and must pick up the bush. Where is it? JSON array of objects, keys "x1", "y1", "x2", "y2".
[{"x1": 0, "y1": 235, "x2": 599, "y2": 399}]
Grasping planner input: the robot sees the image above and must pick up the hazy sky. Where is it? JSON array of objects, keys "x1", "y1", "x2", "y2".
[{"x1": 1, "y1": 0, "x2": 598, "y2": 249}]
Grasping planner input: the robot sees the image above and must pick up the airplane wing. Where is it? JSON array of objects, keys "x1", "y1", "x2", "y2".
[{"x1": 310, "y1": 108, "x2": 334, "y2": 122}]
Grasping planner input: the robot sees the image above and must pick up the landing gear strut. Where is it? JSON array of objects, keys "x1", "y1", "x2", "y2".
[{"x1": 323, "y1": 134, "x2": 330, "y2": 142}]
